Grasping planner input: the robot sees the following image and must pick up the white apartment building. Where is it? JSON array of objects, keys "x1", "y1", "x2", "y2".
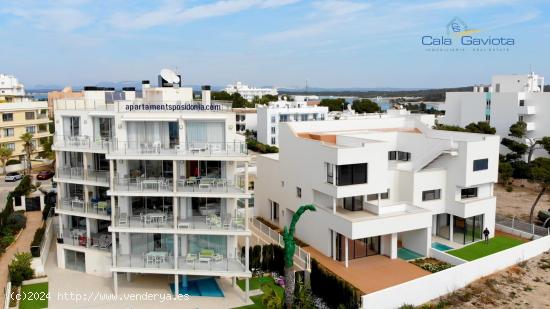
[
  {"x1": 52, "y1": 76, "x2": 253, "y2": 299},
  {"x1": 255, "y1": 110, "x2": 498, "y2": 266},
  {"x1": 224, "y1": 82, "x2": 278, "y2": 101},
  {"x1": 442, "y1": 73, "x2": 549, "y2": 159},
  {"x1": 257, "y1": 99, "x2": 328, "y2": 146},
  {"x1": 233, "y1": 108, "x2": 257, "y2": 134},
  {"x1": 0, "y1": 74, "x2": 25, "y2": 98}
]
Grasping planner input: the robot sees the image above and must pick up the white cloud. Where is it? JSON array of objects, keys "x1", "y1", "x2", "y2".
[{"x1": 1, "y1": 3, "x2": 93, "y2": 32}]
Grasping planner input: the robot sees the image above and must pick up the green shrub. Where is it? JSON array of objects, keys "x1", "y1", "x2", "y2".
[
  {"x1": 1, "y1": 235, "x2": 15, "y2": 248},
  {"x1": 418, "y1": 262, "x2": 453, "y2": 273},
  {"x1": 310, "y1": 258, "x2": 361, "y2": 309},
  {"x1": 6, "y1": 159, "x2": 21, "y2": 166},
  {"x1": 31, "y1": 226, "x2": 46, "y2": 247},
  {"x1": 13, "y1": 175, "x2": 33, "y2": 196},
  {"x1": 7, "y1": 212, "x2": 27, "y2": 231},
  {"x1": 251, "y1": 245, "x2": 262, "y2": 271},
  {"x1": 8, "y1": 252, "x2": 34, "y2": 286},
  {"x1": 506, "y1": 186, "x2": 513, "y2": 192}
]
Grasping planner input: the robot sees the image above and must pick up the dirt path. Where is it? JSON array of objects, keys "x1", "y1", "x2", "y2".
[{"x1": 0, "y1": 211, "x2": 43, "y2": 306}]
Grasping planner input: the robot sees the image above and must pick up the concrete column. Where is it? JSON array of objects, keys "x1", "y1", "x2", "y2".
[
  {"x1": 172, "y1": 160, "x2": 177, "y2": 193},
  {"x1": 390, "y1": 233, "x2": 397, "y2": 259},
  {"x1": 85, "y1": 218, "x2": 91, "y2": 245},
  {"x1": 82, "y1": 153, "x2": 88, "y2": 177},
  {"x1": 173, "y1": 197, "x2": 178, "y2": 229},
  {"x1": 244, "y1": 198, "x2": 249, "y2": 230},
  {"x1": 345, "y1": 236, "x2": 349, "y2": 268},
  {"x1": 332, "y1": 197, "x2": 336, "y2": 214},
  {"x1": 83, "y1": 185, "x2": 89, "y2": 212},
  {"x1": 332, "y1": 230, "x2": 337, "y2": 260},
  {"x1": 245, "y1": 278, "x2": 249, "y2": 300},
  {"x1": 109, "y1": 160, "x2": 116, "y2": 222},
  {"x1": 112, "y1": 232, "x2": 117, "y2": 267},
  {"x1": 245, "y1": 236, "x2": 250, "y2": 271},
  {"x1": 174, "y1": 274, "x2": 179, "y2": 296},
  {"x1": 58, "y1": 214, "x2": 63, "y2": 235},
  {"x1": 126, "y1": 273, "x2": 131, "y2": 282},
  {"x1": 449, "y1": 215, "x2": 454, "y2": 242},
  {"x1": 113, "y1": 272, "x2": 118, "y2": 296},
  {"x1": 232, "y1": 277, "x2": 236, "y2": 287},
  {"x1": 244, "y1": 162, "x2": 249, "y2": 193},
  {"x1": 174, "y1": 234, "x2": 178, "y2": 270}
]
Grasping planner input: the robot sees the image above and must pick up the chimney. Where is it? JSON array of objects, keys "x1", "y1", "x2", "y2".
[
  {"x1": 202, "y1": 85, "x2": 211, "y2": 105},
  {"x1": 142, "y1": 80, "x2": 150, "y2": 89},
  {"x1": 122, "y1": 87, "x2": 136, "y2": 100}
]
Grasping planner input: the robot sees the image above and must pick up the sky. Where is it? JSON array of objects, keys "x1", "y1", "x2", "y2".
[{"x1": 1, "y1": 0, "x2": 549, "y2": 89}]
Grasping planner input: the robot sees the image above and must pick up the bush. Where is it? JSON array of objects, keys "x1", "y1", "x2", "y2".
[
  {"x1": 6, "y1": 159, "x2": 21, "y2": 166},
  {"x1": 246, "y1": 139, "x2": 279, "y2": 154},
  {"x1": 7, "y1": 212, "x2": 26, "y2": 231},
  {"x1": 1, "y1": 235, "x2": 15, "y2": 248},
  {"x1": 310, "y1": 258, "x2": 361, "y2": 309},
  {"x1": 13, "y1": 175, "x2": 33, "y2": 196},
  {"x1": 506, "y1": 186, "x2": 513, "y2": 192},
  {"x1": 31, "y1": 226, "x2": 46, "y2": 247},
  {"x1": 417, "y1": 262, "x2": 453, "y2": 273},
  {"x1": 8, "y1": 252, "x2": 34, "y2": 286},
  {"x1": 251, "y1": 245, "x2": 262, "y2": 271}
]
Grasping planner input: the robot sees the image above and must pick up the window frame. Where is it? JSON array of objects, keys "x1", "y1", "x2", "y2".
[
  {"x1": 473, "y1": 159, "x2": 489, "y2": 171},
  {"x1": 461, "y1": 187, "x2": 478, "y2": 199},
  {"x1": 422, "y1": 189, "x2": 441, "y2": 201}
]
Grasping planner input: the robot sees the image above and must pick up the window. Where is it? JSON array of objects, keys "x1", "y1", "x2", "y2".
[
  {"x1": 31, "y1": 140, "x2": 37, "y2": 148},
  {"x1": 461, "y1": 187, "x2": 478, "y2": 199},
  {"x1": 336, "y1": 163, "x2": 368, "y2": 186},
  {"x1": 271, "y1": 137, "x2": 276, "y2": 145},
  {"x1": 271, "y1": 126, "x2": 276, "y2": 134},
  {"x1": 26, "y1": 126, "x2": 36, "y2": 133},
  {"x1": 473, "y1": 159, "x2": 488, "y2": 171},
  {"x1": 422, "y1": 189, "x2": 441, "y2": 201},
  {"x1": 313, "y1": 114, "x2": 318, "y2": 120},
  {"x1": 326, "y1": 162, "x2": 334, "y2": 184},
  {"x1": 281, "y1": 181, "x2": 285, "y2": 187},
  {"x1": 343, "y1": 196, "x2": 363, "y2": 211},
  {"x1": 380, "y1": 189, "x2": 390, "y2": 199},
  {"x1": 495, "y1": 83, "x2": 500, "y2": 92},
  {"x1": 320, "y1": 114, "x2": 325, "y2": 120},
  {"x1": 3, "y1": 128, "x2": 14, "y2": 137},
  {"x1": 271, "y1": 116, "x2": 276, "y2": 123},
  {"x1": 519, "y1": 99, "x2": 525, "y2": 107},
  {"x1": 296, "y1": 187, "x2": 302, "y2": 198},
  {"x1": 25, "y1": 112, "x2": 35, "y2": 120},
  {"x1": 279, "y1": 115, "x2": 288, "y2": 122},
  {"x1": 6, "y1": 143, "x2": 15, "y2": 150},
  {"x1": 398, "y1": 151, "x2": 411, "y2": 161},
  {"x1": 38, "y1": 124, "x2": 48, "y2": 132},
  {"x1": 301, "y1": 114, "x2": 308, "y2": 121},
  {"x1": 235, "y1": 115, "x2": 240, "y2": 121},
  {"x1": 486, "y1": 100, "x2": 491, "y2": 107},
  {"x1": 366, "y1": 193, "x2": 378, "y2": 201},
  {"x1": 241, "y1": 115, "x2": 246, "y2": 121},
  {"x1": 2, "y1": 113, "x2": 13, "y2": 122},
  {"x1": 518, "y1": 115, "x2": 524, "y2": 122},
  {"x1": 388, "y1": 151, "x2": 397, "y2": 160}
]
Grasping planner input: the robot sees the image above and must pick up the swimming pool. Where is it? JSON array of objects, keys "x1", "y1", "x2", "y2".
[
  {"x1": 432, "y1": 242, "x2": 453, "y2": 251},
  {"x1": 170, "y1": 277, "x2": 224, "y2": 297}
]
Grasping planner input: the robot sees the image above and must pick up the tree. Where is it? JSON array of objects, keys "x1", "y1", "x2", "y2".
[
  {"x1": 294, "y1": 276, "x2": 315, "y2": 309},
  {"x1": 261, "y1": 284, "x2": 284, "y2": 308},
  {"x1": 40, "y1": 137, "x2": 55, "y2": 160},
  {"x1": 351, "y1": 99, "x2": 380, "y2": 113},
  {"x1": 501, "y1": 138, "x2": 528, "y2": 161},
  {"x1": 528, "y1": 157, "x2": 550, "y2": 223},
  {"x1": 8, "y1": 252, "x2": 34, "y2": 286},
  {"x1": 498, "y1": 161, "x2": 513, "y2": 184},
  {"x1": 283, "y1": 204, "x2": 316, "y2": 309},
  {"x1": 464, "y1": 121, "x2": 496, "y2": 134},
  {"x1": 20, "y1": 132, "x2": 35, "y2": 175},
  {"x1": 0, "y1": 146, "x2": 13, "y2": 175},
  {"x1": 319, "y1": 98, "x2": 345, "y2": 112},
  {"x1": 504, "y1": 121, "x2": 539, "y2": 163}
]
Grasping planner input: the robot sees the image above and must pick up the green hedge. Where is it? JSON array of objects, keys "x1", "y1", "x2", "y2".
[
  {"x1": 246, "y1": 140, "x2": 278, "y2": 154},
  {"x1": 242, "y1": 244, "x2": 285, "y2": 275},
  {"x1": 310, "y1": 258, "x2": 361, "y2": 309}
]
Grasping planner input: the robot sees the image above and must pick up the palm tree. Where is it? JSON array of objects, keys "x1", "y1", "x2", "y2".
[
  {"x1": 0, "y1": 146, "x2": 13, "y2": 175},
  {"x1": 283, "y1": 204, "x2": 316, "y2": 309},
  {"x1": 20, "y1": 132, "x2": 34, "y2": 175}
]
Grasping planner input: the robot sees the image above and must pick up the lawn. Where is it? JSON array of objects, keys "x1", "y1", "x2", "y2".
[
  {"x1": 234, "y1": 277, "x2": 284, "y2": 309},
  {"x1": 447, "y1": 236, "x2": 525, "y2": 261},
  {"x1": 18, "y1": 282, "x2": 48, "y2": 309}
]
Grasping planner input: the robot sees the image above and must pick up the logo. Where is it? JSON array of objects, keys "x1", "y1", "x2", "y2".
[{"x1": 421, "y1": 17, "x2": 515, "y2": 51}]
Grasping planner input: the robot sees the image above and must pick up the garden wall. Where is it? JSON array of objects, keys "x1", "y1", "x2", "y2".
[
  {"x1": 361, "y1": 235, "x2": 550, "y2": 309},
  {"x1": 429, "y1": 248, "x2": 466, "y2": 266}
]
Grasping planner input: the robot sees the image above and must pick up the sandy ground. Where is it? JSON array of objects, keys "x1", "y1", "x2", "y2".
[
  {"x1": 495, "y1": 180, "x2": 550, "y2": 222},
  {"x1": 426, "y1": 250, "x2": 550, "y2": 308}
]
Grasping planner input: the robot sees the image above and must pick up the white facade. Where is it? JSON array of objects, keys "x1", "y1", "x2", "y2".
[
  {"x1": 52, "y1": 78, "x2": 252, "y2": 298},
  {"x1": 0, "y1": 74, "x2": 25, "y2": 97},
  {"x1": 233, "y1": 108, "x2": 257, "y2": 134},
  {"x1": 442, "y1": 73, "x2": 549, "y2": 159},
  {"x1": 257, "y1": 99, "x2": 329, "y2": 146},
  {"x1": 255, "y1": 111, "x2": 499, "y2": 266},
  {"x1": 224, "y1": 82, "x2": 278, "y2": 102}
]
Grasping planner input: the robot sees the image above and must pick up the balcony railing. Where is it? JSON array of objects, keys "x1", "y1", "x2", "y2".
[
  {"x1": 113, "y1": 212, "x2": 246, "y2": 232},
  {"x1": 59, "y1": 228, "x2": 111, "y2": 251},
  {"x1": 58, "y1": 197, "x2": 111, "y2": 216},
  {"x1": 55, "y1": 99, "x2": 116, "y2": 111},
  {"x1": 113, "y1": 177, "x2": 172, "y2": 193},
  {"x1": 57, "y1": 167, "x2": 109, "y2": 184},
  {"x1": 114, "y1": 212, "x2": 174, "y2": 229},
  {"x1": 110, "y1": 141, "x2": 247, "y2": 157},
  {"x1": 53, "y1": 135, "x2": 110, "y2": 151},
  {"x1": 176, "y1": 177, "x2": 245, "y2": 194}
]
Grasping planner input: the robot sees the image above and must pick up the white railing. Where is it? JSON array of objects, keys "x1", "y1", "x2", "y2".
[
  {"x1": 250, "y1": 217, "x2": 311, "y2": 271},
  {"x1": 496, "y1": 214, "x2": 549, "y2": 238}
]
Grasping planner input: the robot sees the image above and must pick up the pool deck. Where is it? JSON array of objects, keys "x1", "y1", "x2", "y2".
[{"x1": 305, "y1": 246, "x2": 430, "y2": 294}]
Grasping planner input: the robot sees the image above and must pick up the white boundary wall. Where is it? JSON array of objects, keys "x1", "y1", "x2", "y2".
[
  {"x1": 361, "y1": 235, "x2": 550, "y2": 309},
  {"x1": 429, "y1": 248, "x2": 466, "y2": 266}
]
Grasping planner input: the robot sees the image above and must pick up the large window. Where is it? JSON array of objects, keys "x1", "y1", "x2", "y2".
[
  {"x1": 336, "y1": 163, "x2": 368, "y2": 186},
  {"x1": 335, "y1": 234, "x2": 380, "y2": 261},
  {"x1": 25, "y1": 112, "x2": 35, "y2": 120},
  {"x1": 26, "y1": 126, "x2": 36, "y2": 133},
  {"x1": 422, "y1": 189, "x2": 441, "y2": 201},
  {"x1": 388, "y1": 151, "x2": 410, "y2": 161},
  {"x1": 325, "y1": 162, "x2": 334, "y2": 184},
  {"x1": 2, "y1": 113, "x2": 13, "y2": 122},
  {"x1": 473, "y1": 159, "x2": 488, "y2": 171},
  {"x1": 461, "y1": 187, "x2": 478, "y2": 199},
  {"x1": 453, "y1": 215, "x2": 483, "y2": 244},
  {"x1": 343, "y1": 196, "x2": 363, "y2": 211},
  {"x1": 3, "y1": 128, "x2": 14, "y2": 137},
  {"x1": 185, "y1": 121, "x2": 224, "y2": 146}
]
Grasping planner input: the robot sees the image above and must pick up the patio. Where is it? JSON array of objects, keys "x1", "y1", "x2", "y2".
[{"x1": 305, "y1": 246, "x2": 430, "y2": 294}]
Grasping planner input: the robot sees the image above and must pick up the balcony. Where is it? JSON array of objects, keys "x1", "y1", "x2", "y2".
[
  {"x1": 56, "y1": 167, "x2": 109, "y2": 185},
  {"x1": 176, "y1": 177, "x2": 245, "y2": 194},
  {"x1": 519, "y1": 105, "x2": 536, "y2": 115},
  {"x1": 110, "y1": 141, "x2": 247, "y2": 157},
  {"x1": 111, "y1": 177, "x2": 247, "y2": 196},
  {"x1": 113, "y1": 212, "x2": 246, "y2": 232},
  {"x1": 53, "y1": 135, "x2": 110, "y2": 152},
  {"x1": 57, "y1": 197, "x2": 111, "y2": 217},
  {"x1": 526, "y1": 122, "x2": 536, "y2": 131},
  {"x1": 59, "y1": 228, "x2": 112, "y2": 252},
  {"x1": 112, "y1": 177, "x2": 172, "y2": 194},
  {"x1": 114, "y1": 212, "x2": 174, "y2": 230}
]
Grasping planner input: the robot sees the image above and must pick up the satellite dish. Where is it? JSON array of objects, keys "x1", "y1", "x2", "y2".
[{"x1": 160, "y1": 68, "x2": 180, "y2": 84}]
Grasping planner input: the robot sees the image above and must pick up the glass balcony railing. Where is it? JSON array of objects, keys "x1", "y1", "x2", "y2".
[
  {"x1": 59, "y1": 228, "x2": 111, "y2": 251},
  {"x1": 112, "y1": 212, "x2": 246, "y2": 232},
  {"x1": 110, "y1": 141, "x2": 247, "y2": 157},
  {"x1": 53, "y1": 135, "x2": 110, "y2": 151},
  {"x1": 112, "y1": 177, "x2": 246, "y2": 194},
  {"x1": 57, "y1": 197, "x2": 111, "y2": 216},
  {"x1": 57, "y1": 167, "x2": 109, "y2": 183},
  {"x1": 112, "y1": 177, "x2": 172, "y2": 193},
  {"x1": 114, "y1": 212, "x2": 174, "y2": 229}
]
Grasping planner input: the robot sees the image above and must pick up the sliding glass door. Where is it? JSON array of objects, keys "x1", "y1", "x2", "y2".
[
  {"x1": 335, "y1": 234, "x2": 380, "y2": 261},
  {"x1": 453, "y1": 215, "x2": 483, "y2": 244}
]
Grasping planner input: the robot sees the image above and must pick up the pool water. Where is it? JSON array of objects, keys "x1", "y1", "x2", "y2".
[
  {"x1": 431, "y1": 242, "x2": 453, "y2": 251},
  {"x1": 170, "y1": 277, "x2": 224, "y2": 297},
  {"x1": 397, "y1": 248, "x2": 423, "y2": 260}
]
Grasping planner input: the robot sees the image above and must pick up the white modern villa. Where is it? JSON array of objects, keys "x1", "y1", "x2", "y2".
[
  {"x1": 52, "y1": 75, "x2": 253, "y2": 299},
  {"x1": 442, "y1": 72, "x2": 549, "y2": 159},
  {"x1": 255, "y1": 110, "x2": 499, "y2": 265},
  {"x1": 224, "y1": 82, "x2": 278, "y2": 102},
  {"x1": 257, "y1": 99, "x2": 328, "y2": 146}
]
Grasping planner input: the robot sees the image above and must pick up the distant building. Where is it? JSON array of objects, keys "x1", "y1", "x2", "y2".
[
  {"x1": 47, "y1": 87, "x2": 83, "y2": 117},
  {"x1": 224, "y1": 82, "x2": 278, "y2": 102},
  {"x1": 0, "y1": 74, "x2": 52, "y2": 162},
  {"x1": 442, "y1": 72, "x2": 549, "y2": 159},
  {"x1": 233, "y1": 108, "x2": 257, "y2": 134},
  {"x1": 257, "y1": 98, "x2": 328, "y2": 146}
]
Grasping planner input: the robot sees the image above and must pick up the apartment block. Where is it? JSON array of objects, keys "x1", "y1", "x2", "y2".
[
  {"x1": 442, "y1": 72, "x2": 550, "y2": 159},
  {"x1": 52, "y1": 77, "x2": 252, "y2": 298},
  {"x1": 257, "y1": 99, "x2": 328, "y2": 146},
  {"x1": 224, "y1": 82, "x2": 277, "y2": 102},
  {"x1": 255, "y1": 110, "x2": 498, "y2": 266}
]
